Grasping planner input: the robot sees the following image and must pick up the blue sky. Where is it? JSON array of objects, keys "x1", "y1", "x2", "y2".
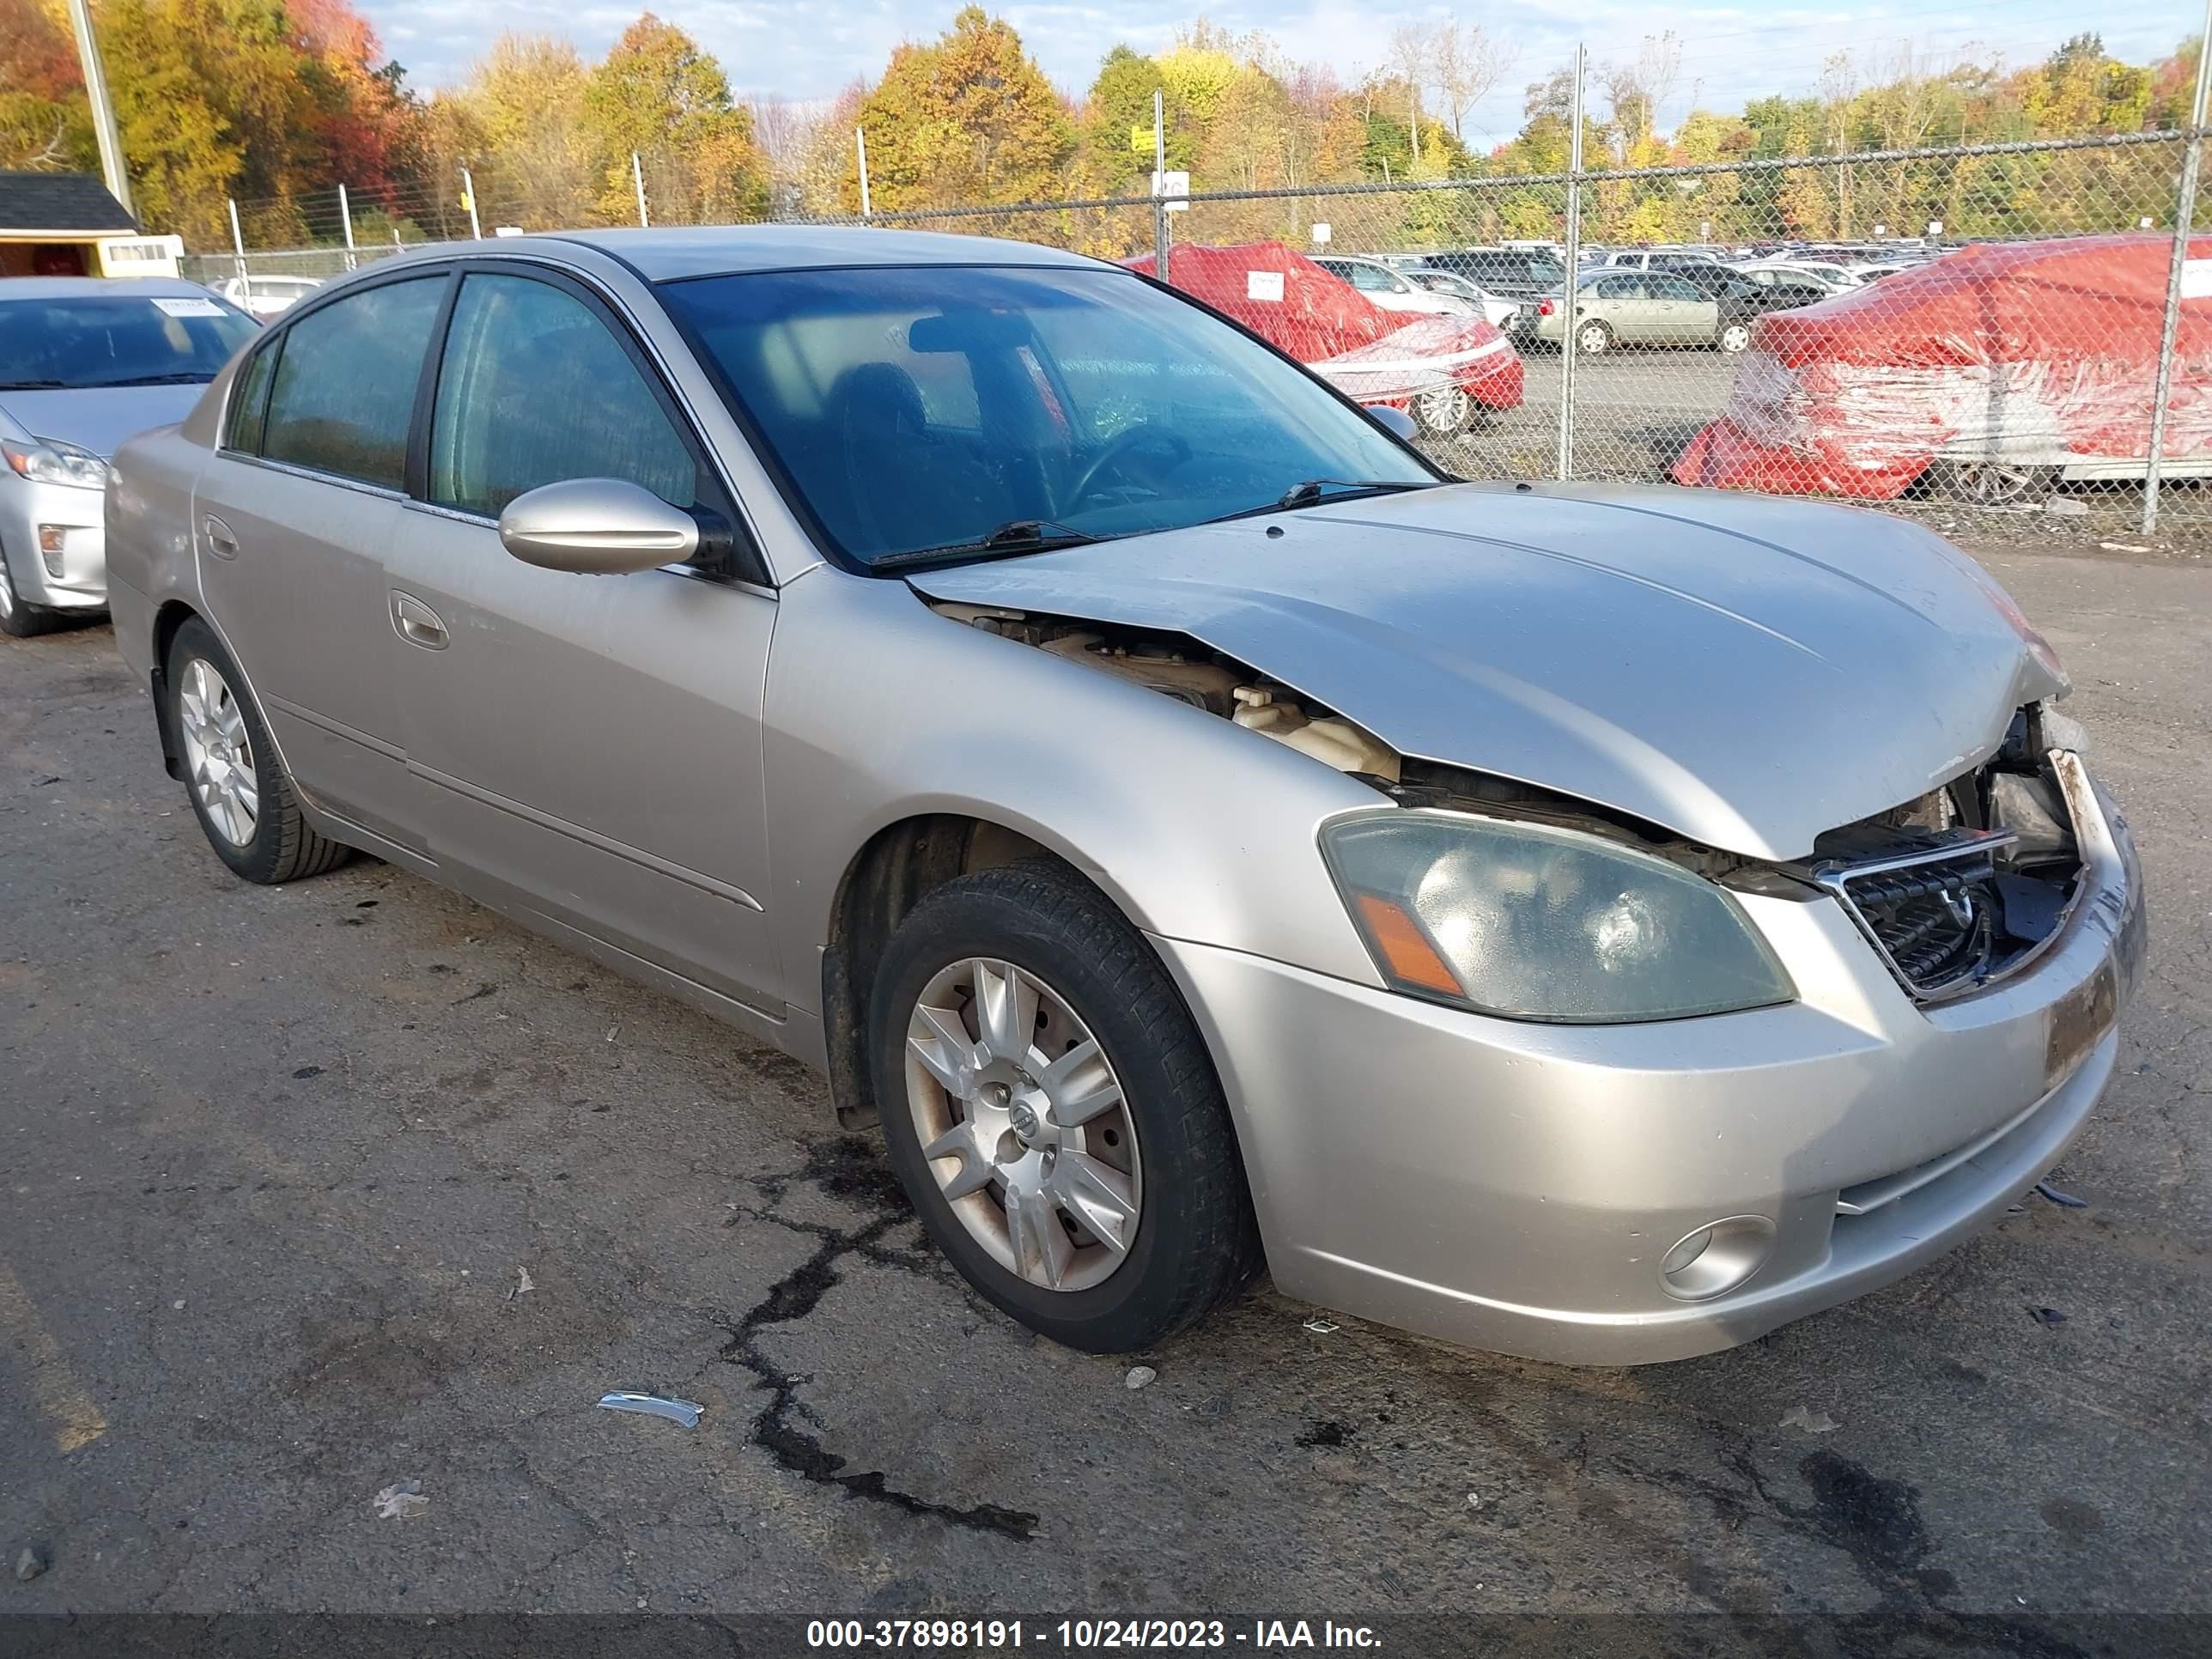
[{"x1": 360, "y1": 1, "x2": 2203, "y2": 149}]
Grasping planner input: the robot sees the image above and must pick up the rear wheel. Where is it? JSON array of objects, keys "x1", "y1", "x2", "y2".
[
  {"x1": 1575, "y1": 319, "x2": 1613, "y2": 356},
  {"x1": 165, "y1": 617, "x2": 349, "y2": 884},
  {"x1": 0, "y1": 543, "x2": 59, "y2": 638},
  {"x1": 1717, "y1": 321, "x2": 1753, "y2": 354},
  {"x1": 870, "y1": 860, "x2": 1262, "y2": 1352},
  {"x1": 1936, "y1": 459, "x2": 2059, "y2": 507},
  {"x1": 1413, "y1": 384, "x2": 1475, "y2": 438}
]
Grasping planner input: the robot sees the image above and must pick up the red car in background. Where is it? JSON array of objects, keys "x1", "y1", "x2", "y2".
[
  {"x1": 1673, "y1": 234, "x2": 2212, "y2": 503},
  {"x1": 1126, "y1": 241, "x2": 1522, "y2": 437}
]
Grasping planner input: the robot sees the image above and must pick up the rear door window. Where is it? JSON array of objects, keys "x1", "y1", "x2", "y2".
[{"x1": 260, "y1": 276, "x2": 447, "y2": 489}]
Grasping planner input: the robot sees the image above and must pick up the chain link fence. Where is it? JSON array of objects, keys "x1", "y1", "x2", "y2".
[{"x1": 188, "y1": 128, "x2": 2212, "y2": 537}]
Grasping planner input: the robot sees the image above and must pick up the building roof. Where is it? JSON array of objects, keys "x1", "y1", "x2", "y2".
[{"x1": 0, "y1": 172, "x2": 137, "y2": 234}]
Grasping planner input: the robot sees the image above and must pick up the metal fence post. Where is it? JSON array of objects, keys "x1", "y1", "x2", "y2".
[
  {"x1": 1556, "y1": 45, "x2": 1586, "y2": 482},
  {"x1": 856, "y1": 128, "x2": 872, "y2": 220},
  {"x1": 632, "y1": 151, "x2": 650, "y2": 228},
  {"x1": 2145, "y1": 0, "x2": 2212, "y2": 535},
  {"x1": 227, "y1": 197, "x2": 251, "y2": 309},
  {"x1": 1152, "y1": 89, "x2": 1170, "y2": 286},
  {"x1": 337, "y1": 182, "x2": 356, "y2": 270},
  {"x1": 460, "y1": 167, "x2": 482, "y2": 240}
]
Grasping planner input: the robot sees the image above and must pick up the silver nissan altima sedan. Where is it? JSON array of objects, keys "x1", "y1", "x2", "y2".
[{"x1": 103, "y1": 228, "x2": 2146, "y2": 1364}]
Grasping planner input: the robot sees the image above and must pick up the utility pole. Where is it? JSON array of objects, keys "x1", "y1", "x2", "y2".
[
  {"x1": 1557, "y1": 44, "x2": 1587, "y2": 483},
  {"x1": 337, "y1": 182, "x2": 356, "y2": 270},
  {"x1": 632, "y1": 151, "x2": 650, "y2": 228},
  {"x1": 460, "y1": 167, "x2": 482, "y2": 240},
  {"x1": 1152, "y1": 89, "x2": 1170, "y2": 286},
  {"x1": 855, "y1": 128, "x2": 872, "y2": 219},
  {"x1": 2147, "y1": 0, "x2": 2212, "y2": 533},
  {"x1": 63, "y1": 0, "x2": 131, "y2": 216},
  {"x1": 227, "y1": 198, "x2": 251, "y2": 309}
]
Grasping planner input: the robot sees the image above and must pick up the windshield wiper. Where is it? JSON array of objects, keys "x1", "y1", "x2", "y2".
[
  {"x1": 87, "y1": 374, "x2": 213, "y2": 387},
  {"x1": 872, "y1": 519, "x2": 1101, "y2": 569},
  {"x1": 0, "y1": 380, "x2": 67, "y2": 390},
  {"x1": 1206, "y1": 477, "x2": 1437, "y2": 525}
]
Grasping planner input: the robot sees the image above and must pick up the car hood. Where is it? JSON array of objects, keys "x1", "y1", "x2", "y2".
[
  {"x1": 0, "y1": 385, "x2": 208, "y2": 459},
  {"x1": 906, "y1": 482, "x2": 2065, "y2": 861}
]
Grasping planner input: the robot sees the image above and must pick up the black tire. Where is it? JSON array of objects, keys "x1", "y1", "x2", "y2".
[
  {"x1": 165, "y1": 616, "x2": 350, "y2": 884},
  {"x1": 0, "y1": 542, "x2": 59, "y2": 638},
  {"x1": 869, "y1": 860, "x2": 1263, "y2": 1352}
]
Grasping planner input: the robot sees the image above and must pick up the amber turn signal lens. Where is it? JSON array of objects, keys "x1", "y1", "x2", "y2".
[{"x1": 1352, "y1": 892, "x2": 1465, "y2": 998}]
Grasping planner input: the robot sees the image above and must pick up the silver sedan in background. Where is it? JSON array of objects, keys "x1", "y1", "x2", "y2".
[
  {"x1": 0, "y1": 277, "x2": 257, "y2": 635},
  {"x1": 104, "y1": 229, "x2": 2143, "y2": 1364}
]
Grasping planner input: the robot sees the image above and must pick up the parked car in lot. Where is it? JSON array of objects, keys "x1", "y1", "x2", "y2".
[
  {"x1": 0, "y1": 276, "x2": 256, "y2": 635},
  {"x1": 106, "y1": 228, "x2": 2142, "y2": 1364},
  {"x1": 1530, "y1": 268, "x2": 1757, "y2": 353},
  {"x1": 215, "y1": 273, "x2": 320, "y2": 319},
  {"x1": 1310, "y1": 255, "x2": 1474, "y2": 318},
  {"x1": 1398, "y1": 267, "x2": 1520, "y2": 328},
  {"x1": 1136, "y1": 241, "x2": 1521, "y2": 437},
  {"x1": 1735, "y1": 259, "x2": 1863, "y2": 292},
  {"x1": 1678, "y1": 233, "x2": 2212, "y2": 503},
  {"x1": 1421, "y1": 245, "x2": 1569, "y2": 299}
]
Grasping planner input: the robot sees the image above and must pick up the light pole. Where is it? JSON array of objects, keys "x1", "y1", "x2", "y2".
[{"x1": 63, "y1": 0, "x2": 132, "y2": 216}]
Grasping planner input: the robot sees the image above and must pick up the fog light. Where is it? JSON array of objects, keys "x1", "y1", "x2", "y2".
[
  {"x1": 1659, "y1": 1215, "x2": 1778, "y2": 1301},
  {"x1": 36, "y1": 525, "x2": 66, "y2": 578}
]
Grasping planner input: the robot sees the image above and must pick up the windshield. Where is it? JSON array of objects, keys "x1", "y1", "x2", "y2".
[
  {"x1": 1522, "y1": 252, "x2": 1566, "y2": 284},
  {"x1": 659, "y1": 264, "x2": 1435, "y2": 568},
  {"x1": 0, "y1": 295, "x2": 257, "y2": 391}
]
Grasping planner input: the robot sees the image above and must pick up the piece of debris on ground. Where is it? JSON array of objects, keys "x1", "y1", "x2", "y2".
[
  {"x1": 1780, "y1": 1405, "x2": 1841, "y2": 1434},
  {"x1": 1124, "y1": 1365, "x2": 1158, "y2": 1391},
  {"x1": 372, "y1": 1480, "x2": 428, "y2": 1520},
  {"x1": 15, "y1": 1547, "x2": 47, "y2": 1583},
  {"x1": 597, "y1": 1392, "x2": 703, "y2": 1428}
]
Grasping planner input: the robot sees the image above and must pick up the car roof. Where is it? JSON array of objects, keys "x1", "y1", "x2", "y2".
[
  {"x1": 0, "y1": 276, "x2": 219, "y2": 300},
  {"x1": 492, "y1": 225, "x2": 1107, "y2": 283}
]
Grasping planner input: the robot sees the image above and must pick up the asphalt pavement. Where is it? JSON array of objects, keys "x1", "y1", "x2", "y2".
[{"x1": 1, "y1": 533, "x2": 2208, "y2": 1649}]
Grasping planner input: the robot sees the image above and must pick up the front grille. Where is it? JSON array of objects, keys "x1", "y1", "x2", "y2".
[{"x1": 1815, "y1": 834, "x2": 2016, "y2": 999}]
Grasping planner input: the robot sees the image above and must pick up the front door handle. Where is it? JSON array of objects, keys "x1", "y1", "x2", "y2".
[
  {"x1": 203, "y1": 514, "x2": 239, "y2": 559},
  {"x1": 390, "y1": 591, "x2": 449, "y2": 650}
]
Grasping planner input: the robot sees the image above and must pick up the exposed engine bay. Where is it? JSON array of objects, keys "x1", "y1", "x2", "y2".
[
  {"x1": 930, "y1": 603, "x2": 1402, "y2": 781},
  {"x1": 933, "y1": 599, "x2": 2087, "y2": 1004},
  {"x1": 1792, "y1": 705, "x2": 2088, "y2": 1000}
]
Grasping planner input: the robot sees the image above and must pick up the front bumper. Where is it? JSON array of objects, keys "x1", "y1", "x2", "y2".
[
  {"x1": 1, "y1": 476, "x2": 109, "y2": 611},
  {"x1": 1157, "y1": 769, "x2": 2146, "y2": 1365}
]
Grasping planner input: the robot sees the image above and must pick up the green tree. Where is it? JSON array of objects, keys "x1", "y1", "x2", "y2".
[
  {"x1": 582, "y1": 14, "x2": 766, "y2": 226},
  {"x1": 854, "y1": 7, "x2": 1072, "y2": 210}
]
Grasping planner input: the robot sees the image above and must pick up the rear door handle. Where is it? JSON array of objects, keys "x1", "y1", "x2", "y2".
[
  {"x1": 390, "y1": 591, "x2": 449, "y2": 650},
  {"x1": 202, "y1": 514, "x2": 239, "y2": 559}
]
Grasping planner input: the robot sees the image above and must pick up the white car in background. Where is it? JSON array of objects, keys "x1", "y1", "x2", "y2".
[
  {"x1": 1400, "y1": 268, "x2": 1521, "y2": 329},
  {"x1": 1312, "y1": 256, "x2": 1475, "y2": 318},
  {"x1": 215, "y1": 274, "x2": 321, "y2": 320}
]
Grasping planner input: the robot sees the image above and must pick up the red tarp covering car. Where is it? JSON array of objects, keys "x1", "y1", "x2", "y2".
[
  {"x1": 1125, "y1": 240, "x2": 1522, "y2": 427},
  {"x1": 1672, "y1": 234, "x2": 2212, "y2": 499}
]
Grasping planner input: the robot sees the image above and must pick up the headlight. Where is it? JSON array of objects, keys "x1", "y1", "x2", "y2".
[
  {"x1": 3, "y1": 436, "x2": 108, "y2": 490},
  {"x1": 1322, "y1": 810, "x2": 1796, "y2": 1023}
]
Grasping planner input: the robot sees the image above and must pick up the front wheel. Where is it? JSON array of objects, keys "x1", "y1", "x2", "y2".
[
  {"x1": 1575, "y1": 319, "x2": 1613, "y2": 356},
  {"x1": 1717, "y1": 321, "x2": 1753, "y2": 354},
  {"x1": 0, "y1": 543, "x2": 59, "y2": 638},
  {"x1": 165, "y1": 617, "x2": 350, "y2": 884},
  {"x1": 870, "y1": 861, "x2": 1262, "y2": 1352}
]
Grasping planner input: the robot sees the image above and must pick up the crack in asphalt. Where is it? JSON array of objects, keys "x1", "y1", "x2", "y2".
[{"x1": 717, "y1": 1139, "x2": 1041, "y2": 1543}]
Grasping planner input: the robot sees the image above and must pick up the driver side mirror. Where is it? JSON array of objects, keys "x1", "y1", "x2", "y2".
[
  {"x1": 498, "y1": 478, "x2": 701, "y2": 575},
  {"x1": 1367, "y1": 405, "x2": 1419, "y2": 444}
]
